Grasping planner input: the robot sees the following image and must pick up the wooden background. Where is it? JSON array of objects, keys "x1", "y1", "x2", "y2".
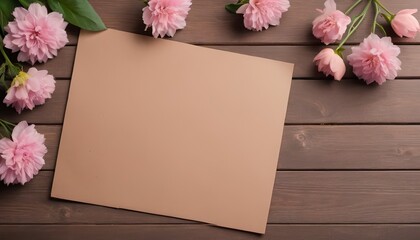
[{"x1": 2, "y1": 0, "x2": 420, "y2": 239}]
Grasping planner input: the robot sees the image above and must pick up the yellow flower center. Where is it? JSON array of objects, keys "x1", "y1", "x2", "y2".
[{"x1": 11, "y1": 71, "x2": 30, "y2": 87}]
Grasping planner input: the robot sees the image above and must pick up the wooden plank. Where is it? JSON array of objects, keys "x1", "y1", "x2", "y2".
[
  {"x1": 280, "y1": 126, "x2": 420, "y2": 170},
  {"x1": 210, "y1": 45, "x2": 420, "y2": 79},
  {"x1": 0, "y1": 81, "x2": 69, "y2": 124},
  {"x1": 87, "y1": 0, "x2": 420, "y2": 44},
  {"x1": 27, "y1": 47, "x2": 76, "y2": 79},
  {"x1": 271, "y1": 171, "x2": 420, "y2": 223},
  {"x1": 3, "y1": 171, "x2": 420, "y2": 224},
  {"x1": 0, "y1": 171, "x2": 192, "y2": 224},
  {"x1": 286, "y1": 80, "x2": 420, "y2": 124},
  {"x1": 0, "y1": 80, "x2": 420, "y2": 124},
  {"x1": 66, "y1": 25, "x2": 79, "y2": 46},
  {"x1": 3, "y1": 79, "x2": 420, "y2": 124},
  {"x1": 37, "y1": 125, "x2": 420, "y2": 171},
  {"x1": 33, "y1": 45, "x2": 420, "y2": 79},
  {"x1": 2, "y1": 224, "x2": 420, "y2": 240},
  {"x1": 37, "y1": 125, "x2": 61, "y2": 171},
  {"x1": 2, "y1": 80, "x2": 420, "y2": 124}
]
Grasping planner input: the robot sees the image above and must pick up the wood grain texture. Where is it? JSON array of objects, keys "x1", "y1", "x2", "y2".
[
  {"x1": 286, "y1": 80, "x2": 420, "y2": 124},
  {"x1": 24, "y1": 45, "x2": 420, "y2": 79},
  {"x1": 271, "y1": 171, "x2": 420, "y2": 223},
  {"x1": 86, "y1": 0, "x2": 420, "y2": 44},
  {"x1": 3, "y1": 80, "x2": 420, "y2": 124},
  {"x1": 2, "y1": 224, "x2": 420, "y2": 240},
  {"x1": 3, "y1": 171, "x2": 420, "y2": 224},
  {"x1": 0, "y1": 172, "x2": 192, "y2": 224},
  {"x1": 38, "y1": 126, "x2": 61, "y2": 170},
  {"x1": 28, "y1": 47, "x2": 76, "y2": 79},
  {"x1": 37, "y1": 125, "x2": 420, "y2": 171},
  {"x1": 280, "y1": 126, "x2": 420, "y2": 169}
]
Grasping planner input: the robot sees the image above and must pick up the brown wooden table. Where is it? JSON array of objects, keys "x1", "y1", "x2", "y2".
[{"x1": 2, "y1": 0, "x2": 420, "y2": 239}]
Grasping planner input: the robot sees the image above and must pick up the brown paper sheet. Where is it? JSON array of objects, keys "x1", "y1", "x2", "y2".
[{"x1": 51, "y1": 29, "x2": 294, "y2": 234}]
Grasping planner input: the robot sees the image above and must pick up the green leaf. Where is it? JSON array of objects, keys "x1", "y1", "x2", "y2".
[
  {"x1": 47, "y1": 0, "x2": 106, "y2": 31},
  {"x1": 0, "y1": 0, "x2": 20, "y2": 33},
  {"x1": 18, "y1": 0, "x2": 47, "y2": 8},
  {"x1": 225, "y1": 3, "x2": 243, "y2": 14},
  {"x1": 225, "y1": 0, "x2": 249, "y2": 14}
]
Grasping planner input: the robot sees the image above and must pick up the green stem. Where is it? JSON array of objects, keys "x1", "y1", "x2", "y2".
[
  {"x1": 0, "y1": 63, "x2": 7, "y2": 90},
  {"x1": 372, "y1": 1, "x2": 380, "y2": 33},
  {"x1": 375, "y1": 22, "x2": 387, "y2": 36},
  {"x1": 374, "y1": 0, "x2": 394, "y2": 16},
  {"x1": 0, "y1": 36, "x2": 20, "y2": 77},
  {"x1": 345, "y1": 0, "x2": 363, "y2": 15},
  {"x1": 0, "y1": 119, "x2": 15, "y2": 127},
  {"x1": 0, "y1": 45, "x2": 14, "y2": 67},
  {"x1": 336, "y1": 0, "x2": 372, "y2": 52}
]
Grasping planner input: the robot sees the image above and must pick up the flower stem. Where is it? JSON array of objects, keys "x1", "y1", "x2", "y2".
[
  {"x1": 336, "y1": 0, "x2": 372, "y2": 52},
  {"x1": 0, "y1": 44, "x2": 14, "y2": 68},
  {"x1": 0, "y1": 63, "x2": 7, "y2": 90},
  {"x1": 372, "y1": 1, "x2": 380, "y2": 33},
  {"x1": 0, "y1": 36, "x2": 20, "y2": 77},
  {"x1": 345, "y1": 0, "x2": 363, "y2": 15},
  {"x1": 0, "y1": 119, "x2": 15, "y2": 126},
  {"x1": 374, "y1": 0, "x2": 394, "y2": 16}
]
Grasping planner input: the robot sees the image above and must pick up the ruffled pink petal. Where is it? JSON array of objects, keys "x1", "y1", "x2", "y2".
[
  {"x1": 0, "y1": 121, "x2": 46, "y2": 185},
  {"x1": 347, "y1": 34, "x2": 401, "y2": 85},
  {"x1": 392, "y1": 9, "x2": 420, "y2": 38},
  {"x1": 3, "y1": 68, "x2": 55, "y2": 113},
  {"x1": 3, "y1": 3, "x2": 68, "y2": 64},
  {"x1": 314, "y1": 48, "x2": 345, "y2": 81},
  {"x1": 312, "y1": 0, "x2": 351, "y2": 45},
  {"x1": 142, "y1": 0, "x2": 192, "y2": 38},
  {"x1": 237, "y1": 0, "x2": 290, "y2": 31}
]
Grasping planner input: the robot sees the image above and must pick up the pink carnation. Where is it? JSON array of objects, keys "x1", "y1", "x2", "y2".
[
  {"x1": 312, "y1": 0, "x2": 351, "y2": 45},
  {"x1": 3, "y1": 3, "x2": 68, "y2": 65},
  {"x1": 347, "y1": 34, "x2": 401, "y2": 85},
  {"x1": 0, "y1": 121, "x2": 47, "y2": 185},
  {"x1": 4, "y1": 68, "x2": 56, "y2": 114},
  {"x1": 391, "y1": 9, "x2": 420, "y2": 38},
  {"x1": 314, "y1": 48, "x2": 346, "y2": 81},
  {"x1": 236, "y1": 0, "x2": 290, "y2": 31},
  {"x1": 142, "y1": 0, "x2": 192, "y2": 38}
]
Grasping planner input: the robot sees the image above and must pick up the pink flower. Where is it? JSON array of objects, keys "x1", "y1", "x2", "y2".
[
  {"x1": 347, "y1": 34, "x2": 401, "y2": 85},
  {"x1": 3, "y1": 3, "x2": 68, "y2": 65},
  {"x1": 142, "y1": 0, "x2": 192, "y2": 38},
  {"x1": 0, "y1": 121, "x2": 47, "y2": 185},
  {"x1": 4, "y1": 68, "x2": 56, "y2": 114},
  {"x1": 312, "y1": 0, "x2": 351, "y2": 45},
  {"x1": 313, "y1": 48, "x2": 346, "y2": 81},
  {"x1": 236, "y1": 0, "x2": 290, "y2": 31},
  {"x1": 391, "y1": 9, "x2": 420, "y2": 38}
]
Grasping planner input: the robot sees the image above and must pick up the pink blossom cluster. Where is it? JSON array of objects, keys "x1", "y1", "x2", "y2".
[
  {"x1": 0, "y1": 121, "x2": 47, "y2": 185},
  {"x1": 236, "y1": 0, "x2": 290, "y2": 31},
  {"x1": 142, "y1": 0, "x2": 192, "y2": 38},
  {"x1": 3, "y1": 3, "x2": 68, "y2": 65},
  {"x1": 4, "y1": 68, "x2": 56, "y2": 114},
  {"x1": 0, "y1": 3, "x2": 67, "y2": 185},
  {"x1": 312, "y1": 0, "x2": 419, "y2": 85}
]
